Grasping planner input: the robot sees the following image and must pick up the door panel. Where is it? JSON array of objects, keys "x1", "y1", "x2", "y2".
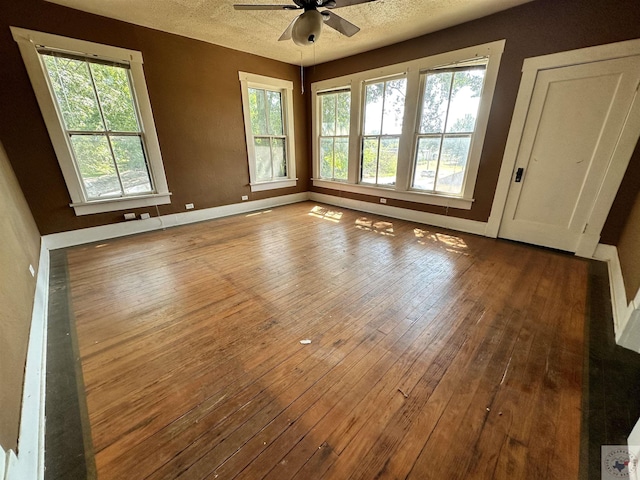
[{"x1": 499, "y1": 56, "x2": 640, "y2": 252}]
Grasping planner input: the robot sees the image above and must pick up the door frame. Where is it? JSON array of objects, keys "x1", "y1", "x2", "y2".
[{"x1": 486, "y1": 38, "x2": 640, "y2": 257}]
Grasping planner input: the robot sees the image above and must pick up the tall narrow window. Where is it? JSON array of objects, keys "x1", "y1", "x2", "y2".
[
  {"x1": 239, "y1": 72, "x2": 296, "y2": 192},
  {"x1": 412, "y1": 66, "x2": 486, "y2": 195},
  {"x1": 12, "y1": 28, "x2": 171, "y2": 215},
  {"x1": 319, "y1": 89, "x2": 350, "y2": 181},
  {"x1": 361, "y1": 77, "x2": 407, "y2": 186},
  {"x1": 41, "y1": 52, "x2": 152, "y2": 200},
  {"x1": 249, "y1": 87, "x2": 287, "y2": 182}
]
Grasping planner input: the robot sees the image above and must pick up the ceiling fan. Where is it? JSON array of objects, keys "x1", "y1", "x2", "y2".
[{"x1": 233, "y1": 0, "x2": 378, "y2": 46}]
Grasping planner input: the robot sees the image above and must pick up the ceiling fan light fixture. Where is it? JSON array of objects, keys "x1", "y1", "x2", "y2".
[{"x1": 292, "y1": 9, "x2": 323, "y2": 46}]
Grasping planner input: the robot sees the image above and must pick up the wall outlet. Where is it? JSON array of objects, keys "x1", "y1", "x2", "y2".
[
  {"x1": 380, "y1": 198, "x2": 387, "y2": 204},
  {"x1": 124, "y1": 212, "x2": 136, "y2": 220},
  {"x1": 140, "y1": 212, "x2": 151, "y2": 220},
  {"x1": 241, "y1": 195, "x2": 249, "y2": 201},
  {"x1": 29, "y1": 264, "x2": 35, "y2": 277},
  {"x1": 185, "y1": 203, "x2": 194, "y2": 210}
]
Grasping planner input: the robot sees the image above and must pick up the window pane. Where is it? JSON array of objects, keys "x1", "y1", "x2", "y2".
[
  {"x1": 249, "y1": 88, "x2": 267, "y2": 135},
  {"x1": 412, "y1": 137, "x2": 441, "y2": 191},
  {"x1": 334, "y1": 137, "x2": 349, "y2": 180},
  {"x1": 361, "y1": 137, "x2": 379, "y2": 184},
  {"x1": 336, "y1": 92, "x2": 351, "y2": 136},
  {"x1": 70, "y1": 135, "x2": 121, "y2": 199},
  {"x1": 254, "y1": 137, "x2": 272, "y2": 181},
  {"x1": 364, "y1": 83, "x2": 383, "y2": 135},
  {"x1": 91, "y1": 63, "x2": 139, "y2": 132},
  {"x1": 419, "y1": 72, "x2": 452, "y2": 134},
  {"x1": 378, "y1": 137, "x2": 399, "y2": 185},
  {"x1": 111, "y1": 136, "x2": 152, "y2": 195},
  {"x1": 267, "y1": 90, "x2": 283, "y2": 136},
  {"x1": 320, "y1": 137, "x2": 334, "y2": 179},
  {"x1": 445, "y1": 69, "x2": 486, "y2": 133},
  {"x1": 436, "y1": 136, "x2": 471, "y2": 194},
  {"x1": 271, "y1": 137, "x2": 286, "y2": 178},
  {"x1": 43, "y1": 55, "x2": 104, "y2": 131},
  {"x1": 321, "y1": 94, "x2": 336, "y2": 136},
  {"x1": 381, "y1": 79, "x2": 406, "y2": 135}
]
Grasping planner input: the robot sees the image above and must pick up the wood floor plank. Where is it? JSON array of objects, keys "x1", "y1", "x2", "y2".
[{"x1": 62, "y1": 202, "x2": 588, "y2": 479}]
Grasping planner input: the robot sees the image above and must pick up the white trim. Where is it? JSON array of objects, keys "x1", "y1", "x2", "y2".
[
  {"x1": 10, "y1": 27, "x2": 172, "y2": 216},
  {"x1": 71, "y1": 192, "x2": 172, "y2": 215},
  {"x1": 592, "y1": 244, "x2": 640, "y2": 351},
  {"x1": 312, "y1": 179, "x2": 474, "y2": 209},
  {"x1": 629, "y1": 418, "x2": 640, "y2": 478},
  {"x1": 309, "y1": 192, "x2": 487, "y2": 236},
  {"x1": 43, "y1": 193, "x2": 309, "y2": 250},
  {"x1": 238, "y1": 72, "x2": 297, "y2": 192},
  {"x1": 311, "y1": 40, "x2": 505, "y2": 210},
  {"x1": 0, "y1": 446, "x2": 6, "y2": 480},
  {"x1": 249, "y1": 178, "x2": 297, "y2": 193},
  {"x1": 5, "y1": 242, "x2": 49, "y2": 480},
  {"x1": 488, "y1": 39, "x2": 640, "y2": 254}
]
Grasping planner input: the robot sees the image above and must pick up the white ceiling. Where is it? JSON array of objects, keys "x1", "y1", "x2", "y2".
[{"x1": 45, "y1": 0, "x2": 533, "y2": 66}]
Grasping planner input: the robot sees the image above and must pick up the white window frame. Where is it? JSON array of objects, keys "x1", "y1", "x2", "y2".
[
  {"x1": 11, "y1": 27, "x2": 172, "y2": 216},
  {"x1": 317, "y1": 87, "x2": 351, "y2": 182},
  {"x1": 239, "y1": 72, "x2": 297, "y2": 192},
  {"x1": 311, "y1": 40, "x2": 505, "y2": 210}
]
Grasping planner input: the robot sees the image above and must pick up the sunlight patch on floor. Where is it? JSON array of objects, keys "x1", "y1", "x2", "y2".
[
  {"x1": 355, "y1": 217, "x2": 395, "y2": 236},
  {"x1": 309, "y1": 205, "x2": 343, "y2": 223},
  {"x1": 246, "y1": 209, "x2": 272, "y2": 217},
  {"x1": 414, "y1": 228, "x2": 468, "y2": 254}
]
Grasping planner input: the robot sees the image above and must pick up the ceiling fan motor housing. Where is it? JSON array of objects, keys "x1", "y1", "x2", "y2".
[{"x1": 292, "y1": 9, "x2": 323, "y2": 45}]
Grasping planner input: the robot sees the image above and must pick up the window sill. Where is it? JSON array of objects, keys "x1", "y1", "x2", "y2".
[
  {"x1": 70, "y1": 192, "x2": 172, "y2": 216},
  {"x1": 312, "y1": 179, "x2": 474, "y2": 210},
  {"x1": 250, "y1": 178, "x2": 297, "y2": 192}
]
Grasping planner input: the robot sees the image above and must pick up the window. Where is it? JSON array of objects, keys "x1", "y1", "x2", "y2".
[
  {"x1": 412, "y1": 66, "x2": 486, "y2": 195},
  {"x1": 11, "y1": 27, "x2": 171, "y2": 216},
  {"x1": 319, "y1": 89, "x2": 350, "y2": 181},
  {"x1": 361, "y1": 77, "x2": 407, "y2": 186},
  {"x1": 311, "y1": 40, "x2": 505, "y2": 210},
  {"x1": 239, "y1": 72, "x2": 297, "y2": 192}
]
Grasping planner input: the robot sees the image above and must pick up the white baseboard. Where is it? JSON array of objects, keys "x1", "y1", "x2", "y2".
[
  {"x1": 43, "y1": 192, "x2": 309, "y2": 250},
  {"x1": 593, "y1": 243, "x2": 640, "y2": 352},
  {"x1": 0, "y1": 446, "x2": 6, "y2": 480},
  {"x1": 309, "y1": 192, "x2": 488, "y2": 236},
  {"x1": 630, "y1": 418, "x2": 640, "y2": 480},
  {"x1": 5, "y1": 242, "x2": 49, "y2": 480}
]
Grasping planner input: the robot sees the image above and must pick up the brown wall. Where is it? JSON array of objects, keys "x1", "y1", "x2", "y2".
[
  {"x1": 0, "y1": 0, "x2": 309, "y2": 235},
  {"x1": 0, "y1": 141, "x2": 41, "y2": 451},
  {"x1": 306, "y1": 0, "x2": 640, "y2": 238},
  {"x1": 618, "y1": 191, "x2": 640, "y2": 303}
]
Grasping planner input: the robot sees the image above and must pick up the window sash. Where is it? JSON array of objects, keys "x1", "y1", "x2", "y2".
[
  {"x1": 253, "y1": 135, "x2": 288, "y2": 182},
  {"x1": 40, "y1": 50, "x2": 154, "y2": 200},
  {"x1": 318, "y1": 88, "x2": 351, "y2": 181},
  {"x1": 411, "y1": 66, "x2": 487, "y2": 194},
  {"x1": 319, "y1": 134, "x2": 349, "y2": 181}
]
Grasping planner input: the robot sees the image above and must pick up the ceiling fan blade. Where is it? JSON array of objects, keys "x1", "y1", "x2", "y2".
[
  {"x1": 278, "y1": 16, "x2": 298, "y2": 41},
  {"x1": 323, "y1": 0, "x2": 378, "y2": 8},
  {"x1": 234, "y1": 4, "x2": 301, "y2": 10},
  {"x1": 323, "y1": 11, "x2": 360, "y2": 37}
]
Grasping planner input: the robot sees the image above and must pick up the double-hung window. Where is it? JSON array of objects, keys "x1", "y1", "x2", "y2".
[
  {"x1": 239, "y1": 72, "x2": 296, "y2": 192},
  {"x1": 412, "y1": 66, "x2": 486, "y2": 195},
  {"x1": 319, "y1": 89, "x2": 350, "y2": 181},
  {"x1": 11, "y1": 27, "x2": 171, "y2": 215},
  {"x1": 361, "y1": 77, "x2": 407, "y2": 186},
  {"x1": 42, "y1": 52, "x2": 152, "y2": 200},
  {"x1": 311, "y1": 40, "x2": 504, "y2": 210}
]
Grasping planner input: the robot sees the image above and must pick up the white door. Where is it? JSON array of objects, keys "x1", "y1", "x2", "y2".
[{"x1": 499, "y1": 56, "x2": 640, "y2": 252}]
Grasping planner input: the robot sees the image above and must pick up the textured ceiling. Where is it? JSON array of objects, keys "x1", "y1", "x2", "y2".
[{"x1": 45, "y1": 0, "x2": 533, "y2": 66}]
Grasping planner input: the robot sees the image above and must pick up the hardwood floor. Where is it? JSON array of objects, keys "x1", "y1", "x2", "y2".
[{"x1": 64, "y1": 201, "x2": 588, "y2": 479}]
